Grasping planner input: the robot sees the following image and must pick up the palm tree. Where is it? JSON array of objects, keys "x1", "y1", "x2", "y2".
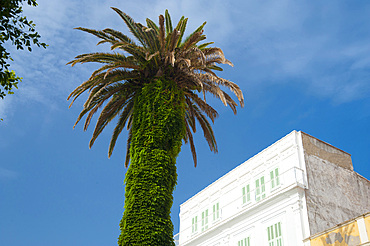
[{"x1": 68, "y1": 8, "x2": 244, "y2": 246}]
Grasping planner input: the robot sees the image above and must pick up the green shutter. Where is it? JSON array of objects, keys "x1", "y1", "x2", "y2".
[
  {"x1": 192, "y1": 217, "x2": 193, "y2": 232},
  {"x1": 268, "y1": 222, "x2": 283, "y2": 246},
  {"x1": 271, "y1": 225, "x2": 274, "y2": 239},
  {"x1": 275, "y1": 168, "x2": 280, "y2": 186},
  {"x1": 192, "y1": 217, "x2": 195, "y2": 233},
  {"x1": 201, "y1": 210, "x2": 208, "y2": 231},
  {"x1": 194, "y1": 217, "x2": 196, "y2": 232},
  {"x1": 213, "y1": 204, "x2": 216, "y2": 221},
  {"x1": 256, "y1": 179, "x2": 260, "y2": 195},
  {"x1": 201, "y1": 212, "x2": 204, "y2": 231},
  {"x1": 213, "y1": 203, "x2": 219, "y2": 221},
  {"x1": 247, "y1": 184, "x2": 250, "y2": 202},
  {"x1": 196, "y1": 216, "x2": 198, "y2": 231},
  {"x1": 261, "y1": 177, "x2": 265, "y2": 198},
  {"x1": 205, "y1": 209, "x2": 208, "y2": 229},
  {"x1": 195, "y1": 216, "x2": 197, "y2": 231},
  {"x1": 268, "y1": 226, "x2": 271, "y2": 240},
  {"x1": 275, "y1": 223, "x2": 278, "y2": 238},
  {"x1": 277, "y1": 222, "x2": 282, "y2": 245},
  {"x1": 270, "y1": 171, "x2": 275, "y2": 188},
  {"x1": 242, "y1": 187, "x2": 246, "y2": 204}
]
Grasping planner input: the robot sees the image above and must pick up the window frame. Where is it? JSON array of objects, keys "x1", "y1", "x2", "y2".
[
  {"x1": 201, "y1": 209, "x2": 209, "y2": 232},
  {"x1": 192, "y1": 215, "x2": 198, "y2": 234},
  {"x1": 267, "y1": 221, "x2": 283, "y2": 246},
  {"x1": 270, "y1": 167, "x2": 280, "y2": 190},
  {"x1": 255, "y1": 176, "x2": 266, "y2": 201},
  {"x1": 213, "y1": 202, "x2": 221, "y2": 222},
  {"x1": 242, "y1": 184, "x2": 251, "y2": 205},
  {"x1": 237, "y1": 236, "x2": 251, "y2": 246}
]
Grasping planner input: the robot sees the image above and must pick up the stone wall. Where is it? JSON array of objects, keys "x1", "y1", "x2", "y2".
[{"x1": 301, "y1": 132, "x2": 370, "y2": 235}]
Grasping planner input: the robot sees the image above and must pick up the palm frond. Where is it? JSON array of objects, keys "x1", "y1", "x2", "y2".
[
  {"x1": 168, "y1": 29, "x2": 180, "y2": 52},
  {"x1": 186, "y1": 91, "x2": 218, "y2": 122},
  {"x1": 185, "y1": 97, "x2": 196, "y2": 131},
  {"x1": 181, "y1": 21, "x2": 206, "y2": 47},
  {"x1": 68, "y1": 70, "x2": 139, "y2": 109},
  {"x1": 89, "y1": 95, "x2": 130, "y2": 148},
  {"x1": 164, "y1": 9, "x2": 173, "y2": 35},
  {"x1": 185, "y1": 119, "x2": 197, "y2": 167},
  {"x1": 74, "y1": 27, "x2": 116, "y2": 45},
  {"x1": 111, "y1": 43, "x2": 147, "y2": 64},
  {"x1": 146, "y1": 18, "x2": 159, "y2": 34},
  {"x1": 83, "y1": 88, "x2": 134, "y2": 131},
  {"x1": 102, "y1": 28, "x2": 136, "y2": 45},
  {"x1": 192, "y1": 104, "x2": 218, "y2": 153},
  {"x1": 84, "y1": 79, "x2": 135, "y2": 110},
  {"x1": 74, "y1": 83, "x2": 133, "y2": 128},
  {"x1": 124, "y1": 129, "x2": 133, "y2": 167},
  {"x1": 108, "y1": 99, "x2": 134, "y2": 157},
  {"x1": 158, "y1": 15, "x2": 165, "y2": 55},
  {"x1": 111, "y1": 7, "x2": 147, "y2": 48},
  {"x1": 198, "y1": 42, "x2": 214, "y2": 50},
  {"x1": 68, "y1": 52, "x2": 129, "y2": 66},
  {"x1": 181, "y1": 30, "x2": 204, "y2": 51}
]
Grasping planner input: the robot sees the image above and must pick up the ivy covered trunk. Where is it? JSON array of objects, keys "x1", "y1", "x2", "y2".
[{"x1": 118, "y1": 79, "x2": 186, "y2": 246}]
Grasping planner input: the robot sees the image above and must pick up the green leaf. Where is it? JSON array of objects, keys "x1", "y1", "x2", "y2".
[{"x1": 165, "y1": 9, "x2": 173, "y2": 35}]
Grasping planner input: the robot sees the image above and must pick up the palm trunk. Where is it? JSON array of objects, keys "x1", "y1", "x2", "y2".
[{"x1": 118, "y1": 78, "x2": 185, "y2": 246}]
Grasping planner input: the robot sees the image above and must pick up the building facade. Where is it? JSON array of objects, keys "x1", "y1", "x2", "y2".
[{"x1": 176, "y1": 131, "x2": 370, "y2": 246}]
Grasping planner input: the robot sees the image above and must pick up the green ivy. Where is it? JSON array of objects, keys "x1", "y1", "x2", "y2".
[{"x1": 118, "y1": 78, "x2": 186, "y2": 246}]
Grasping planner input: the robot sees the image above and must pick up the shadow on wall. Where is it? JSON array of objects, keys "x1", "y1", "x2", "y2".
[{"x1": 318, "y1": 224, "x2": 360, "y2": 246}]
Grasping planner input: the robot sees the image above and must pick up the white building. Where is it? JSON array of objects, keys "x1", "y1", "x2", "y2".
[{"x1": 176, "y1": 131, "x2": 370, "y2": 246}]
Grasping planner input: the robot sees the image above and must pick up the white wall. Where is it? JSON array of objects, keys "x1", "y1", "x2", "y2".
[{"x1": 178, "y1": 131, "x2": 311, "y2": 246}]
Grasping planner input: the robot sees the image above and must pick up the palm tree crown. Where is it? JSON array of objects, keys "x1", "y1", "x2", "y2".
[{"x1": 68, "y1": 8, "x2": 244, "y2": 167}]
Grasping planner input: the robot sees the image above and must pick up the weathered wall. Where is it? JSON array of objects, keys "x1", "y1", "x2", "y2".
[
  {"x1": 302, "y1": 132, "x2": 353, "y2": 171},
  {"x1": 301, "y1": 132, "x2": 370, "y2": 236}
]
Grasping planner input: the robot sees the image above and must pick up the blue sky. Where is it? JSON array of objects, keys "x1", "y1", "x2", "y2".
[{"x1": 1, "y1": 0, "x2": 370, "y2": 245}]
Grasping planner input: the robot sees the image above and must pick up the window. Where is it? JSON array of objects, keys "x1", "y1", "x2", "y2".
[
  {"x1": 201, "y1": 209, "x2": 208, "y2": 231},
  {"x1": 192, "y1": 216, "x2": 198, "y2": 233},
  {"x1": 267, "y1": 222, "x2": 283, "y2": 246},
  {"x1": 255, "y1": 176, "x2": 266, "y2": 201},
  {"x1": 213, "y1": 202, "x2": 220, "y2": 221},
  {"x1": 238, "y1": 237, "x2": 250, "y2": 246},
  {"x1": 242, "y1": 184, "x2": 251, "y2": 204},
  {"x1": 270, "y1": 168, "x2": 280, "y2": 189}
]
